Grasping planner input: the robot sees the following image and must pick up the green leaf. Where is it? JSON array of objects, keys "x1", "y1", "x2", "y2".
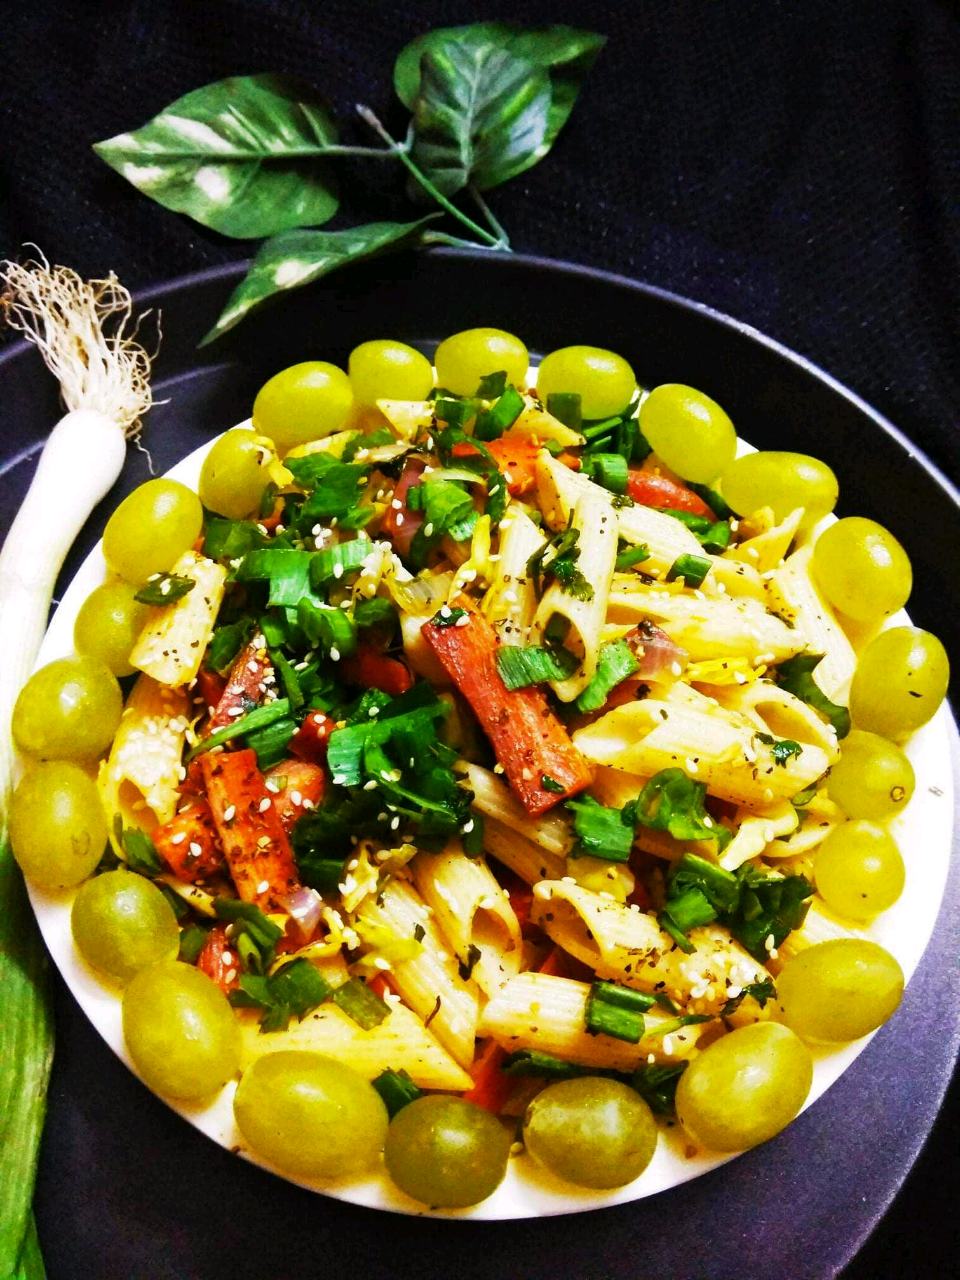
[
  {"x1": 775, "y1": 654, "x2": 851, "y2": 739},
  {"x1": 202, "y1": 218, "x2": 437, "y2": 343},
  {"x1": 395, "y1": 24, "x2": 605, "y2": 192},
  {"x1": 93, "y1": 74, "x2": 340, "y2": 238},
  {"x1": 134, "y1": 572, "x2": 196, "y2": 606}
]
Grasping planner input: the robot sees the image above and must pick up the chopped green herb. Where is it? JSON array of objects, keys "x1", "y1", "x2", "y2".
[
  {"x1": 203, "y1": 516, "x2": 269, "y2": 561},
  {"x1": 178, "y1": 924, "x2": 208, "y2": 964},
  {"x1": 502, "y1": 1050, "x2": 592, "y2": 1079},
  {"x1": 665, "y1": 553, "x2": 711, "y2": 588},
  {"x1": 540, "y1": 774, "x2": 565, "y2": 794},
  {"x1": 308, "y1": 536, "x2": 372, "y2": 588},
  {"x1": 567, "y1": 796, "x2": 635, "y2": 863},
  {"x1": 631, "y1": 769, "x2": 729, "y2": 847},
  {"x1": 354, "y1": 597, "x2": 397, "y2": 631},
  {"x1": 687, "y1": 480, "x2": 731, "y2": 518},
  {"x1": 236, "y1": 548, "x2": 316, "y2": 607},
  {"x1": 526, "y1": 518, "x2": 593, "y2": 602},
  {"x1": 475, "y1": 370, "x2": 508, "y2": 398},
  {"x1": 296, "y1": 597, "x2": 358, "y2": 658},
  {"x1": 575, "y1": 639, "x2": 639, "y2": 712},
  {"x1": 372, "y1": 1068, "x2": 422, "y2": 1117},
  {"x1": 230, "y1": 957, "x2": 332, "y2": 1033},
  {"x1": 207, "y1": 619, "x2": 254, "y2": 674},
  {"x1": 117, "y1": 824, "x2": 163, "y2": 877},
  {"x1": 474, "y1": 384, "x2": 524, "y2": 441},
  {"x1": 213, "y1": 898, "x2": 284, "y2": 970},
  {"x1": 756, "y1": 732, "x2": 803, "y2": 767},
  {"x1": 134, "y1": 573, "x2": 196, "y2": 606},
  {"x1": 429, "y1": 606, "x2": 467, "y2": 628},
  {"x1": 775, "y1": 654, "x2": 851, "y2": 738},
  {"x1": 661, "y1": 509, "x2": 732, "y2": 552},
  {"x1": 720, "y1": 976, "x2": 777, "y2": 1018},
  {"x1": 457, "y1": 943, "x2": 482, "y2": 981},
  {"x1": 258, "y1": 481, "x2": 279, "y2": 518},
  {"x1": 581, "y1": 452, "x2": 628, "y2": 494},
  {"x1": 435, "y1": 396, "x2": 480, "y2": 431},
  {"x1": 631, "y1": 1061, "x2": 687, "y2": 1116},
  {"x1": 186, "y1": 698, "x2": 292, "y2": 760},
  {"x1": 790, "y1": 781, "x2": 819, "y2": 808}
]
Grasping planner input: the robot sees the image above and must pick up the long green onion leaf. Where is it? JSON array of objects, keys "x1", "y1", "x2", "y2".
[
  {"x1": 186, "y1": 698, "x2": 292, "y2": 760},
  {"x1": 575, "y1": 639, "x2": 639, "y2": 712},
  {"x1": 495, "y1": 644, "x2": 579, "y2": 690}
]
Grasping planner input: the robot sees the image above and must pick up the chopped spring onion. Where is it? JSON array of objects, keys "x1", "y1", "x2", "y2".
[
  {"x1": 756, "y1": 732, "x2": 803, "y2": 766},
  {"x1": 574, "y1": 639, "x2": 640, "y2": 712},
  {"x1": 177, "y1": 923, "x2": 208, "y2": 965},
  {"x1": 581, "y1": 452, "x2": 628, "y2": 494},
  {"x1": 213, "y1": 897, "x2": 283, "y2": 968},
  {"x1": 435, "y1": 396, "x2": 480, "y2": 430},
  {"x1": 475, "y1": 370, "x2": 508, "y2": 398},
  {"x1": 631, "y1": 1061, "x2": 687, "y2": 1115},
  {"x1": 331, "y1": 977, "x2": 391, "y2": 1029},
  {"x1": 666, "y1": 552, "x2": 711, "y2": 588},
  {"x1": 236, "y1": 548, "x2": 315, "y2": 607},
  {"x1": 230, "y1": 957, "x2": 333, "y2": 1033},
  {"x1": 429, "y1": 606, "x2": 468, "y2": 629},
  {"x1": 585, "y1": 980, "x2": 654, "y2": 1043},
  {"x1": 372, "y1": 1068, "x2": 422, "y2": 1117},
  {"x1": 567, "y1": 796, "x2": 635, "y2": 862},
  {"x1": 203, "y1": 517, "x2": 269, "y2": 561},
  {"x1": 502, "y1": 1050, "x2": 592, "y2": 1079},
  {"x1": 296, "y1": 598, "x2": 358, "y2": 658},
  {"x1": 631, "y1": 769, "x2": 728, "y2": 847},
  {"x1": 326, "y1": 697, "x2": 448, "y2": 788},
  {"x1": 615, "y1": 542, "x2": 651, "y2": 571},
  {"x1": 207, "y1": 619, "x2": 254, "y2": 674},
  {"x1": 474, "y1": 384, "x2": 525, "y2": 441},
  {"x1": 661, "y1": 508, "x2": 732, "y2": 552},
  {"x1": 546, "y1": 392, "x2": 582, "y2": 431},
  {"x1": 495, "y1": 644, "x2": 579, "y2": 690},
  {"x1": 186, "y1": 698, "x2": 292, "y2": 760},
  {"x1": 309, "y1": 535, "x2": 372, "y2": 588}
]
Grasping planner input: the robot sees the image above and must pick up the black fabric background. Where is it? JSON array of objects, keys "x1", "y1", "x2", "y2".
[{"x1": 1, "y1": 1, "x2": 957, "y2": 1277}]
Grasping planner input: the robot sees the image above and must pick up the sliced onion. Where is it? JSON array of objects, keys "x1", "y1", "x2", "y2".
[
  {"x1": 627, "y1": 621, "x2": 688, "y2": 679},
  {"x1": 281, "y1": 885, "x2": 325, "y2": 939}
]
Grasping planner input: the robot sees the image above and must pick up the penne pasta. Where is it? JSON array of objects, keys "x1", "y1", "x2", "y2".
[
  {"x1": 130, "y1": 549, "x2": 227, "y2": 687},
  {"x1": 482, "y1": 506, "x2": 545, "y2": 644},
  {"x1": 459, "y1": 762, "x2": 574, "y2": 859},
  {"x1": 481, "y1": 815, "x2": 568, "y2": 885},
  {"x1": 479, "y1": 972, "x2": 707, "y2": 1069},
  {"x1": 411, "y1": 844, "x2": 522, "y2": 997},
  {"x1": 764, "y1": 543, "x2": 857, "y2": 702},
  {"x1": 98, "y1": 674, "x2": 191, "y2": 836}
]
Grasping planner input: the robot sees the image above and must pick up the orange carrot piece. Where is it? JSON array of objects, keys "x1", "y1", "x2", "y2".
[
  {"x1": 196, "y1": 925, "x2": 240, "y2": 993},
  {"x1": 462, "y1": 1039, "x2": 515, "y2": 1114},
  {"x1": 206, "y1": 636, "x2": 273, "y2": 734},
  {"x1": 195, "y1": 666, "x2": 227, "y2": 713},
  {"x1": 200, "y1": 748, "x2": 300, "y2": 911},
  {"x1": 288, "y1": 709, "x2": 337, "y2": 763},
  {"x1": 264, "y1": 759, "x2": 326, "y2": 832},
  {"x1": 153, "y1": 801, "x2": 224, "y2": 883},
  {"x1": 486, "y1": 433, "x2": 541, "y2": 496},
  {"x1": 421, "y1": 606, "x2": 592, "y2": 815},
  {"x1": 341, "y1": 643, "x2": 414, "y2": 696}
]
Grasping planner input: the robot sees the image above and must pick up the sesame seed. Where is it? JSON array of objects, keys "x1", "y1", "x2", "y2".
[
  {"x1": 257, "y1": 879, "x2": 270, "y2": 895},
  {"x1": 329, "y1": 646, "x2": 341, "y2": 662},
  {"x1": 169, "y1": 832, "x2": 187, "y2": 846},
  {"x1": 258, "y1": 797, "x2": 272, "y2": 813},
  {"x1": 290, "y1": 790, "x2": 303, "y2": 806},
  {"x1": 225, "y1": 968, "x2": 238, "y2": 984},
  {"x1": 223, "y1": 804, "x2": 236, "y2": 822},
  {"x1": 265, "y1": 777, "x2": 281, "y2": 793},
  {"x1": 227, "y1": 705, "x2": 244, "y2": 717},
  {"x1": 189, "y1": 841, "x2": 203, "y2": 856}
]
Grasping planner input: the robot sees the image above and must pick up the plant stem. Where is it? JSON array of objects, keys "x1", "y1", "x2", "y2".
[
  {"x1": 421, "y1": 230, "x2": 501, "y2": 251},
  {"x1": 468, "y1": 185, "x2": 511, "y2": 250},
  {"x1": 355, "y1": 105, "x2": 503, "y2": 250}
]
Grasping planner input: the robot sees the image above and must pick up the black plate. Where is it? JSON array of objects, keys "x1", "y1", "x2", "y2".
[{"x1": 3, "y1": 250, "x2": 958, "y2": 1280}]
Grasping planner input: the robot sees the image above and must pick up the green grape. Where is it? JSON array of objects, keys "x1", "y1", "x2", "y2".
[
  {"x1": 639, "y1": 383, "x2": 737, "y2": 483},
  {"x1": 812, "y1": 517, "x2": 912, "y2": 622},
  {"x1": 74, "y1": 581, "x2": 149, "y2": 677},
  {"x1": 199, "y1": 429, "x2": 275, "y2": 520},
  {"x1": 776, "y1": 939, "x2": 904, "y2": 1043},
  {"x1": 827, "y1": 729, "x2": 915, "y2": 820},
  {"x1": 348, "y1": 339, "x2": 434, "y2": 405},
  {"x1": 9, "y1": 762, "x2": 107, "y2": 890},
  {"x1": 122, "y1": 960, "x2": 241, "y2": 1100},
  {"x1": 537, "y1": 345, "x2": 636, "y2": 420},
  {"x1": 13, "y1": 655, "x2": 122, "y2": 761},
  {"x1": 719, "y1": 451, "x2": 838, "y2": 525},
  {"x1": 384, "y1": 1095, "x2": 511, "y2": 1207},
  {"x1": 522, "y1": 1077, "x2": 657, "y2": 1189},
  {"x1": 675, "y1": 1022, "x2": 812, "y2": 1152},
  {"x1": 434, "y1": 328, "x2": 529, "y2": 398},
  {"x1": 71, "y1": 870, "x2": 180, "y2": 981},
  {"x1": 102, "y1": 479, "x2": 203, "y2": 585},
  {"x1": 850, "y1": 627, "x2": 949, "y2": 738},
  {"x1": 814, "y1": 820, "x2": 905, "y2": 920},
  {"x1": 234, "y1": 1052, "x2": 388, "y2": 1179},
  {"x1": 252, "y1": 361, "x2": 354, "y2": 452}
]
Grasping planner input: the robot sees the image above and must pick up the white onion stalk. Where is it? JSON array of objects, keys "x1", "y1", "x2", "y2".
[{"x1": 0, "y1": 254, "x2": 156, "y2": 803}]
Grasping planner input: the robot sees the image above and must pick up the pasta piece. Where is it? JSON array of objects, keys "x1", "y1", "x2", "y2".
[
  {"x1": 510, "y1": 395, "x2": 585, "y2": 447},
  {"x1": 479, "y1": 972, "x2": 707, "y2": 1068},
  {"x1": 701, "y1": 554, "x2": 766, "y2": 601},
  {"x1": 375, "y1": 397, "x2": 433, "y2": 439},
  {"x1": 726, "y1": 506, "x2": 804, "y2": 573},
  {"x1": 535, "y1": 450, "x2": 702, "y2": 577},
  {"x1": 238, "y1": 1001, "x2": 473, "y2": 1091},
  {"x1": 707, "y1": 680, "x2": 841, "y2": 760},
  {"x1": 460, "y1": 762, "x2": 573, "y2": 859},
  {"x1": 98, "y1": 674, "x2": 191, "y2": 835},
  {"x1": 482, "y1": 815, "x2": 567, "y2": 885},
  {"x1": 355, "y1": 877, "x2": 479, "y2": 1067},
  {"x1": 606, "y1": 580, "x2": 803, "y2": 666},
  {"x1": 284, "y1": 429, "x2": 356, "y2": 460},
  {"x1": 765, "y1": 543, "x2": 857, "y2": 701},
  {"x1": 573, "y1": 696, "x2": 832, "y2": 807},
  {"x1": 531, "y1": 488, "x2": 618, "y2": 700},
  {"x1": 531, "y1": 881, "x2": 770, "y2": 1018},
  {"x1": 718, "y1": 801, "x2": 799, "y2": 872},
  {"x1": 130, "y1": 549, "x2": 227, "y2": 687},
  {"x1": 482, "y1": 506, "x2": 544, "y2": 645},
  {"x1": 411, "y1": 845, "x2": 522, "y2": 997}
]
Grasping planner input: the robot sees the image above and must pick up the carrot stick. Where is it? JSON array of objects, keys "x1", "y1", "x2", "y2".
[
  {"x1": 462, "y1": 1038, "x2": 515, "y2": 1113},
  {"x1": 153, "y1": 801, "x2": 224, "y2": 883},
  {"x1": 206, "y1": 636, "x2": 273, "y2": 734},
  {"x1": 340, "y1": 642, "x2": 413, "y2": 696},
  {"x1": 200, "y1": 748, "x2": 300, "y2": 911},
  {"x1": 421, "y1": 607, "x2": 592, "y2": 815},
  {"x1": 288, "y1": 709, "x2": 336, "y2": 763},
  {"x1": 195, "y1": 925, "x2": 240, "y2": 993}
]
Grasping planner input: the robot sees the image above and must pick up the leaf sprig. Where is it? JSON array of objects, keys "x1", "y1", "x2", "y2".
[{"x1": 93, "y1": 24, "x2": 605, "y2": 342}]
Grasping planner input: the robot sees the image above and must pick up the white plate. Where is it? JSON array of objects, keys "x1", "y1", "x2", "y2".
[{"x1": 26, "y1": 428, "x2": 955, "y2": 1219}]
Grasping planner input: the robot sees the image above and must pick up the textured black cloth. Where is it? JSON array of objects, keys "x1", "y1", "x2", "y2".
[{"x1": 1, "y1": 2, "x2": 958, "y2": 1278}]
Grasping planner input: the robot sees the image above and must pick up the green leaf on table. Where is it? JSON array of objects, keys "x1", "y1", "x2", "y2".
[
  {"x1": 395, "y1": 25, "x2": 605, "y2": 192},
  {"x1": 201, "y1": 218, "x2": 437, "y2": 343},
  {"x1": 93, "y1": 74, "x2": 341, "y2": 238}
]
